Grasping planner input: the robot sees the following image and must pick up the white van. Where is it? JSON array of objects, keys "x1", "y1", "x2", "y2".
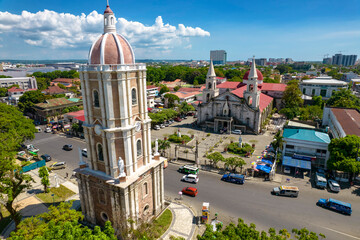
[{"x1": 272, "y1": 186, "x2": 299, "y2": 197}]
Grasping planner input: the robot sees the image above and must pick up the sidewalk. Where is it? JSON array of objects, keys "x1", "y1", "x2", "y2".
[{"x1": 161, "y1": 202, "x2": 197, "y2": 240}]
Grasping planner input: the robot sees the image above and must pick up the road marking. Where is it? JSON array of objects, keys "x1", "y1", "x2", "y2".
[{"x1": 320, "y1": 226, "x2": 360, "y2": 240}]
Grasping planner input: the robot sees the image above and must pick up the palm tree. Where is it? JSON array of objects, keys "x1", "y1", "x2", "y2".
[
  {"x1": 272, "y1": 130, "x2": 285, "y2": 162},
  {"x1": 158, "y1": 139, "x2": 171, "y2": 157}
]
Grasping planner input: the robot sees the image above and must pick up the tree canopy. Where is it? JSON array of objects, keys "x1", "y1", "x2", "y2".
[
  {"x1": 18, "y1": 90, "x2": 46, "y2": 114},
  {"x1": 9, "y1": 201, "x2": 117, "y2": 240},
  {"x1": 280, "y1": 80, "x2": 303, "y2": 119},
  {"x1": 328, "y1": 135, "x2": 360, "y2": 178},
  {"x1": 164, "y1": 94, "x2": 180, "y2": 108},
  {"x1": 326, "y1": 89, "x2": 360, "y2": 109}
]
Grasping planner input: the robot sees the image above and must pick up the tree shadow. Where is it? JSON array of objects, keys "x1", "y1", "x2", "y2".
[{"x1": 351, "y1": 187, "x2": 360, "y2": 196}]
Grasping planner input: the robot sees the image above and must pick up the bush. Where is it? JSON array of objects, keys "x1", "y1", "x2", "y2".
[
  {"x1": 206, "y1": 133, "x2": 211, "y2": 137},
  {"x1": 168, "y1": 133, "x2": 191, "y2": 143},
  {"x1": 227, "y1": 143, "x2": 253, "y2": 156}
]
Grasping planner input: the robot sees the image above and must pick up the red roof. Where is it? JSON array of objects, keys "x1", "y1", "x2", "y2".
[
  {"x1": 75, "y1": 115, "x2": 85, "y2": 122},
  {"x1": 231, "y1": 86, "x2": 273, "y2": 112},
  {"x1": 42, "y1": 85, "x2": 68, "y2": 95},
  {"x1": 177, "y1": 87, "x2": 201, "y2": 92},
  {"x1": 66, "y1": 110, "x2": 84, "y2": 118},
  {"x1": 243, "y1": 69, "x2": 264, "y2": 80},
  {"x1": 7, "y1": 87, "x2": 24, "y2": 93},
  {"x1": 331, "y1": 108, "x2": 360, "y2": 136},
  {"x1": 216, "y1": 77, "x2": 226, "y2": 79},
  {"x1": 217, "y1": 82, "x2": 244, "y2": 89},
  {"x1": 146, "y1": 85, "x2": 158, "y2": 90},
  {"x1": 260, "y1": 83, "x2": 286, "y2": 92},
  {"x1": 52, "y1": 78, "x2": 79, "y2": 83}
]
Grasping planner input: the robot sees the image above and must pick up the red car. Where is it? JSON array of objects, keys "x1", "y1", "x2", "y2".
[
  {"x1": 174, "y1": 117, "x2": 182, "y2": 122},
  {"x1": 182, "y1": 187, "x2": 198, "y2": 197}
]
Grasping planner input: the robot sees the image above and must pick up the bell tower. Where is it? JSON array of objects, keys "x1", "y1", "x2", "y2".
[
  {"x1": 244, "y1": 57, "x2": 260, "y2": 108},
  {"x1": 202, "y1": 60, "x2": 219, "y2": 103},
  {"x1": 76, "y1": 3, "x2": 165, "y2": 235}
]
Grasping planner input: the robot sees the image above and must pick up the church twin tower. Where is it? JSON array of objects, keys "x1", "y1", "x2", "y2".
[{"x1": 75, "y1": 4, "x2": 165, "y2": 234}]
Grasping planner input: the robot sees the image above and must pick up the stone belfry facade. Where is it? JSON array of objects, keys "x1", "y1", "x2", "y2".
[{"x1": 75, "y1": 3, "x2": 165, "y2": 234}]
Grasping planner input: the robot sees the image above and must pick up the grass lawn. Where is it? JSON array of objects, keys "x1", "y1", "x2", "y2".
[
  {"x1": 36, "y1": 185, "x2": 75, "y2": 206},
  {"x1": 0, "y1": 205, "x2": 11, "y2": 234},
  {"x1": 152, "y1": 209, "x2": 172, "y2": 238}
]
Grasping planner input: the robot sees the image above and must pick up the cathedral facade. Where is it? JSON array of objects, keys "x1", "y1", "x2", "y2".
[
  {"x1": 197, "y1": 58, "x2": 273, "y2": 134},
  {"x1": 75, "y1": 4, "x2": 164, "y2": 235}
]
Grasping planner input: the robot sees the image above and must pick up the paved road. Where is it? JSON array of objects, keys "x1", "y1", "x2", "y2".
[
  {"x1": 164, "y1": 164, "x2": 360, "y2": 240},
  {"x1": 28, "y1": 131, "x2": 86, "y2": 177}
]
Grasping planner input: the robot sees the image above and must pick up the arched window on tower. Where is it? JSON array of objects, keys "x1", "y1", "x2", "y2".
[
  {"x1": 137, "y1": 139, "x2": 142, "y2": 157},
  {"x1": 104, "y1": 18, "x2": 108, "y2": 26},
  {"x1": 208, "y1": 82, "x2": 212, "y2": 89},
  {"x1": 207, "y1": 93, "x2": 210, "y2": 102},
  {"x1": 132, "y1": 88, "x2": 137, "y2": 105},
  {"x1": 97, "y1": 143, "x2": 104, "y2": 161},
  {"x1": 248, "y1": 96, "x2": 252, "y2": 105},
  {"x1": 249, "y1": 84, "x2": 254, "y2": 92},
  {"x1": 111, "y1": 17, "x2": 114, "y2": 25},
  {"x1": 93, "y1": 90, "x2": 100, "y2": 108}
]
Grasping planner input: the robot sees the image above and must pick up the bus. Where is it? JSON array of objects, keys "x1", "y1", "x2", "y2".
[{"x1": 317, "y1": 198, "x2": 352, "y2": 215}]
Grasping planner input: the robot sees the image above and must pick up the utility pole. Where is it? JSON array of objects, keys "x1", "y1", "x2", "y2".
[{"x1": 195, "y1": 140, "x2": 199, "y2": 167}]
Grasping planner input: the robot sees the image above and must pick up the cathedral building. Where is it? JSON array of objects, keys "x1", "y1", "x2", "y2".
[
  {"x1": 197, "y1": 58, "x2": 274, "y2": 134},
  {"x1": 75, "y1": 3, "x2": 165, "y2": 234}
]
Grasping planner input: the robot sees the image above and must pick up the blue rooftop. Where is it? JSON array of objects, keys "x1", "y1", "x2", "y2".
[{"x1": 283, "y1": 128, "x2": 330, "y2": 144}]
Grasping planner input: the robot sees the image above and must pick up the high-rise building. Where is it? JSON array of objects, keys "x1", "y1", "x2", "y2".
[
  {"x1": 331, "y1": 54, "x2": 357, "y2": 66},
  {"x1": 323, "y1": 58, "x2": 332, "y2": 65},
  {"x1": 210, "y1": 50, "x2": 227, "y2": 65},
  {"x1": 255, "y1": 58, "x2": 267, "y2": 66},
  {"x1": 76, "y1": 4, "x2": 165, "y2": 235}
]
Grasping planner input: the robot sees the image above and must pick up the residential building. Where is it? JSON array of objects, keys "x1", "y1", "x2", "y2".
[
  {"x1": 197, "y1": 58, "x2": 273, "y2": 134},
  {"x1": 75, "y1": 4, "x2": 164, "y2": 236},
  {"x1": 51, "y1": 78, "x2": 80, "y2": 88},
  {"x1": 282, "y1": 127, "x2": 331, "y2": 171},
  {"x1": 7, "y1": 87, "x2": 26, "y2": 105},
  {"x1": 331, "y1": 54, "x2": 357, "y2": 66},
  {"x1": 0, "y1": 76, "x2": 37, "y2": 90},
  {"x1": 33, "y1": 98, "x2": 83, "y2": 123},
  {"x1": 210, "y1": 50, "x2": 227, "y2": 65},
  {"x1": 42, "y1": 85, "x2": 75, "y2": 98},
  {"x1": 342, "y1": 71, "x2": 360, "y2": 82},
  {"x1": 300, "y1": 76, "x2": 348, "y2": 99},
  {"x1": 146, "y1": 85, "x2": 159, "y2": 97},
  {"x1": 322, "y1": 107, "x2": 360, "y2": 138}
]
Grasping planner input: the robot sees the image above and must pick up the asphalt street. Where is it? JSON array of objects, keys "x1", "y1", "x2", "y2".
[
  {"x1": 164, "y1": 164, "x2": 360, "y2": 240},
  {"x1": 28, "y1": 131, "x2": 360, "y2": 240}
]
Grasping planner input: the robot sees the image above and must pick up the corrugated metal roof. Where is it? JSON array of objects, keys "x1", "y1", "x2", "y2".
[{"x1": 283, "y1": 128, "x2": 330, "y2": 143}]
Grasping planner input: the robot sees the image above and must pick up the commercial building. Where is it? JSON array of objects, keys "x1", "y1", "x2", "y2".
[
  {"x1": 331, "y1": 54, "x2": 357, "y2": 66},
  {"x1": 210, "y1": 50, "x2": 227, "y2": 65},
  {"x1": 282, "y1": 127, "x2": 331, "y2": 171},
  {"x1": 255, "y1": 58, "x2": 267, "y2": 66},
  {"x1": 0, "y1": 76, "x2": 37, "y2": 90},
  {"x1": 322, "y1": 57, "x2": 332, "y2": 65},
  {"x1": 300, "y1": 76, "x2": 348, "y2": 99}
]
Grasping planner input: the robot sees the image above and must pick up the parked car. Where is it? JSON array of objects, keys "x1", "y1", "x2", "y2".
[
  {"x1": 45, "y1": 127, "x2": 52, "y2": 133},
  {"x1": 174, "y1": 117, "x2": 182, "y2": 122},
  {"x1": 232, "y1": 130, "x2": 242, "y2": 135},
  {"x1": 272, "y1": 186, "x2": 299, "y2": 197},
  {"x1": 160, "y1": 124, "x2": 165, "y2": 128},
  {"x1": 182, "y1": 174, "x2": 199, "y2": 183},
  {"x1": 328, "y1": 179, "x2": 340, "y2": 193},
  {"x1": 82, "y1": 148, "x2": 88, "y2": 157},
  {"x1": 50, "y1": 162, "x2": 66, "y2": 170},
  {"x1": 182, "y1": 187, "x2": 198, "y2": 197},
  {"x1": 315, "y1": 172, "x2": 327, "y2": 189},
  {"x1": 164, "y1": 122, "x2": 169, "y2": 127},
  {"x1": 63, "y1": 144, "x2": 73, "y2": 151},
  {"x1": 153, "y1": 125, "x2": 160, "y2": 130},
  {"x1": 187, "y1": 112, "x2": 195, "y2": 116},
  {"x1": 26, "y1": 144, "x2": 39, "y2": 153},
  {"x1": 221, "y1": 173, "x2": 245, "y2": 184},
  {"x1": 317, "y1": 198, "x2": 351, "y2": 215},
  {"x1": 41, "y1": 154, "x2": 52, "y2": 162}
]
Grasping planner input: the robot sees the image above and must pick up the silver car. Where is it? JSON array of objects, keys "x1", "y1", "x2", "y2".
[
  {"x1": 328, "y1": 179, "x2": 340, "y2": 192},
  {"x1": 181, "y1": 174, "x2": 199, "y2": 184}
]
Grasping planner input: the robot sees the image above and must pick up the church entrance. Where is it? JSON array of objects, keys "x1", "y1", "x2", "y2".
[{"x1": 214, "y1": 116, "x2": 233, "y2": 133}]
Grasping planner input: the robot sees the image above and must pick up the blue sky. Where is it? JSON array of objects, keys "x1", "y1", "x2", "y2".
[{"x1": 0, "y1": 0, "x2": 359, "y2": 61}]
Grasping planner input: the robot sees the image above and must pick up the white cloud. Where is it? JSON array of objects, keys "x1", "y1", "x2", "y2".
[{"x1": 0, "y1": 10, "x2": 210, "y2": 55}]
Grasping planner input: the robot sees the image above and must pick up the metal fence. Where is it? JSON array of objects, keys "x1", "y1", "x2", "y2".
[{"x1": 22, "y1": 160, "x2": 46, "y2": 173}]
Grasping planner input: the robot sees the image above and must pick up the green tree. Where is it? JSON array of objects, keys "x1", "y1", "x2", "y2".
[
  {"x1": 276, "y1": 64, "x2": 293, "y2": 74},
  {"x1": 173, "y1": 85, "x2": 181, "y2": 92},
  {"x1": 0, "y1": 104, "x2": 36, "y2": 229},
  {"x1": 57, "y1": 83, "x2": 66, "y2": 89},
  {"x1": 158, "y1": 139, "x2": 171, "y2": 156},
  {"x1": 38, "y1": 166, "x2": 50, "y2": 193},
  {"x1": 0, "y1": 75, "x2": 12, "y2": 78},
  {"x1": 326, "y1": 89, "x2": 360, "y2": 109},
  {"x1": 0, "y1": 87, "x2": 7, "y2": 97},
  {"x1": 328, "y1": 135, "x2": 360, "y2": 180},
  {"x1": 164, "y1": 93, "x2": 180, "y2": 108},
  {"x1": 179, "y1": 101, "x2": 195, "y2": 115},
  {"x1": 280, "y1": 80, "x2": 303, "y2": 119},
  {"x1": 9, "y1": 201, "x2": 117, "y2": 240},
  {"x1": 206, "y1": 152, "x2": 224, "y2": 168},
  {"x1": 159, "y1": 85, "x2": 170, "y2": 94},
  {"x1": 18, "y1": 90, "x2": 46, "y2": 114},
  {"x1": 197, "y1": 218, "x2": 325, "y2": 240},
  {"x1": 312, "y1": 95, "x2": 323, "y2": 107},
  {"x1": 224, "y1": 157, "x2": 246, "y2": 172}
]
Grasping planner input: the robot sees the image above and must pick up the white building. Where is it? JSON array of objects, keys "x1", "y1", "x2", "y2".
[
  {"x1": 0, "y1": 76, "x2": 37, "y2": 90},
  {"x1": 282, "y1": 127, "x2": 331, "y2": 170},
  {"x1": 322, "y1": 107, "x2": 360, "y2": 138},
  {"x1": 342, "y1": 71, "x2": 360, "y2": 82},
  {"x1": 300, "y1": 76, "x2": 348, "y2": 99}
]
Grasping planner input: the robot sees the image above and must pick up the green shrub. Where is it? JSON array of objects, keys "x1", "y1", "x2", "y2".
[
  {"x1": 227, "y1": 143, "x2": 254, "y2": 156},
  {"x1": 206, "y1": 133, "x2": 211, "y2": 137},
  {"x1": 168, "y1": 133, "x2": 192, "y2": 143}
]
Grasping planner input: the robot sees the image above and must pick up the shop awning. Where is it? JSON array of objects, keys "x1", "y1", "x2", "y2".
[{"x1": 283, "y1": 156, "x2": 311, "y2": 170}]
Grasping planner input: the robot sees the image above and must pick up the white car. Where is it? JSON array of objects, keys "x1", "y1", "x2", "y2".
[
  {"x1": 328, "y1": 179, "x2": 340, "y2": 193},
  {"x1": 181, "y1": 174, "x2": 199, "y2": 184},
  {"x1": 153, "y1": 125, "x2": 160, "y2": 130},
  {"x1": 232, "y1": 130, "x2": 242, "y2": 135},
  {"x1": 45, "y1": 127, "x2": 52, "y2": 133},
  {"x1": 82, "y1": 148, "x2": 88, "y2": 157},
  {"x1": 160, "y1": 124, "x2": 165, "y2": 128}
]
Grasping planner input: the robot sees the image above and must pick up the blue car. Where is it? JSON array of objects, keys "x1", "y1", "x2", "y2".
[
  {"x1": 317, "y1": 198, "x2": 352, "y2": 215},
  {"x1": 221, "y1": 173, "x2": 245, "y2": 184}
]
